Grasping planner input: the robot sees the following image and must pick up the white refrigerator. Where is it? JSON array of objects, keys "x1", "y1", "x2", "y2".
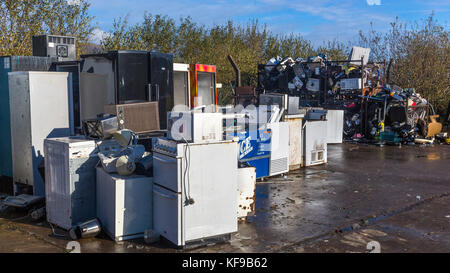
[{"x1": 152, "y1": 138, "x2": 238, "y2": 247}]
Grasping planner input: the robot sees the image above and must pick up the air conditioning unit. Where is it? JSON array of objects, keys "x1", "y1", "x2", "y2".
[{"x1": 32, "y1": 35, "x2": 77, "y2": 61}]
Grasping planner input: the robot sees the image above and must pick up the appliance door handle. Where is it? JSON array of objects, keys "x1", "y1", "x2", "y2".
[
  {"x1": 153, "y1": 187, "x2": 177, "y2": 200},
  {"x1": 156, "y1": 84, "x2": 160, "y2": 101},
  {"x1": 147, "y1": 83, "x2": 152, "y2": 101},
  {"x1": 153, "y1": 154, "x2": 177, "y2": 164}
]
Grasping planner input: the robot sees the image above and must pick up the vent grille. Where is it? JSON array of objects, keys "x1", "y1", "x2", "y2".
[{"x1": 270, "y1": 157, "x2": 288, "y2": 174}]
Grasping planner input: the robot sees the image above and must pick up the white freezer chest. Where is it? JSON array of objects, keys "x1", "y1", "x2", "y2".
[
  {"x1": 303, "y1": 120, "x2": 327, "y2": 166},
  {"x1": 96, "y1": 167, "x2": 153, "y2": 241},
  {"x1": 44, "y1": 137, "x2": 98, "y2": 230},
  {"x1": 9, "y1": 71, "x2": 72, "y2": 196}
]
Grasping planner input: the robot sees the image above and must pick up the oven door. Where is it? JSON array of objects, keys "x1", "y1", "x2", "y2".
[
  {"x1": 153, "y1": 152, "x2": 182, "y2": 192},
  {"x1": 153, "y1": 184, "x2": 183, "y2": 246}
]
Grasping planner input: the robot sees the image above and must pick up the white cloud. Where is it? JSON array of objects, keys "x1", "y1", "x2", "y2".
[
  {"x1": 89, "y1": 28, "x2": 109, "y2": 44},
  {"x1": 89, "y1": 0, "x2": 394, "y2": 45},
  {"x1": 67, "y1": 0, "x2": 82, "y2": 6},
  {"x1": 366, "y1": 0, "x2": 381, "y2": 6}
]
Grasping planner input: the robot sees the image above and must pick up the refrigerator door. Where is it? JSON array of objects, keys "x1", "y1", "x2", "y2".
[
  {"x1": 183, "y1": 142, "x2": 238, "y2": 242},
  {"x1": 326, "y1": 110, "x2": 344, "y2": 144},
  {"x1": 153, "y1": 184, "x2": 182, "y2": 246},
  {"x1": 116, "y1": 52, "x2": 149, "y2": 103},
  {"x1": 55, "y1": 62, "x2": 81, "y2": 129},
  {"x1": 173, "y1": 70, "x2": 189, "y2": 108},
  {"x1": 196, "y1": 72, "x2": 215, "y2": 106},
  {"x1": 150, "y1": 52, "x2": 174, "y2": 129}
]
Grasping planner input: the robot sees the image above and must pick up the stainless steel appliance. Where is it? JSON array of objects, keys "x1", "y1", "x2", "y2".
[{"x1": 152, "y1": 138, "x2": 238, "y2": 247}]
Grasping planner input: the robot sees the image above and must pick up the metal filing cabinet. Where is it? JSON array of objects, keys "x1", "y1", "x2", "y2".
[
  {"x1": 44, "y1": 137, "x2": 98, "y2": 230},
  {"x1": 0, "y1": 56, "x2": 56, "y2": 178},
  {"x1": 96, "y1": 167, "x2": 153, "y2": 242},
  {"x1": 9, "y1": 71, "x2": 72, "y2": 196}
]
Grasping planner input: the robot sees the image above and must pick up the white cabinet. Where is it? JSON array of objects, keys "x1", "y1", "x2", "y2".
[
  {"x1": 44, "y1": 137, "x2": 97, "y2": 230},
  {"x1": 303, "y1": 120, "x2": 327, "y2": 166},
  {"x1": 96, "y1": 167, "x2": 153, "y2": 241}
]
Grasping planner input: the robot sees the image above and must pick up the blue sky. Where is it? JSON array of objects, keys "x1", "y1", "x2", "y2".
[{"x1": 88, "y1": 0, "x2": 450, "y2": 46}]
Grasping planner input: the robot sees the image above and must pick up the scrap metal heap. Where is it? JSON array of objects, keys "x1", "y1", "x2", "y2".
[{"x1": 257, "y1": 46, "x2": 440, "y2": 144}]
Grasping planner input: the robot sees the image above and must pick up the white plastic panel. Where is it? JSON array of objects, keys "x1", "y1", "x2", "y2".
[{"x1": 326, "y1": 110, "x2": 344, "y2": 144}]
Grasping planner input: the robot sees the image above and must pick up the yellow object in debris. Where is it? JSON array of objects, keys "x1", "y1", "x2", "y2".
[
  {"x1": 378, "y1": 121, "x2": 385, "y2": 132},
  {"x1": 342, "y1": 65, "x2": 357, "y2": 76},
  {"x1": 426, "y1": 115, "x2": 442, "y2": 138},
  {"x1": 445, "y1": 138, "x2": 450, "y2": 144}
]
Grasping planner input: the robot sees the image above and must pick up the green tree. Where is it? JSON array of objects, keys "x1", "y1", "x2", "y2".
[{"x1": 0, "y1": 0, "x2": 94, "y2": 57}]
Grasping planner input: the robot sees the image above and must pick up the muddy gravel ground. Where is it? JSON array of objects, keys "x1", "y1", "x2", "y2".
[{"x1": 0, "y1": 143, "x2": 449, "y2": 253}]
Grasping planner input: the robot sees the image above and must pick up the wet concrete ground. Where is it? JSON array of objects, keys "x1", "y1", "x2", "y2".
[{"x1": 0, "y1": 143, "x2": 449, "y2": 253}]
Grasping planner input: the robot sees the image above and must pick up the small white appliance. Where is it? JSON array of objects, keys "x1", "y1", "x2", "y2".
[
  {"x1": 167, "y1": 111, "x2": 223, "y2": 143},
  {"x1": 303, "y1": 120, "x2": 327, "y2": 166},
  {"x1": 96, "y1": 167, "x2": 153, "y2": 241}
]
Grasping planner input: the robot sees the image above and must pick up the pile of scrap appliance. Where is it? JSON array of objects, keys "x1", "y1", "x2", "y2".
[
  {"x1": 0, "y1": 34, "x2": 331, "y2": 249},
  {"x1": 253, "y1": 46, "x2": 446, "y2": 146}
]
